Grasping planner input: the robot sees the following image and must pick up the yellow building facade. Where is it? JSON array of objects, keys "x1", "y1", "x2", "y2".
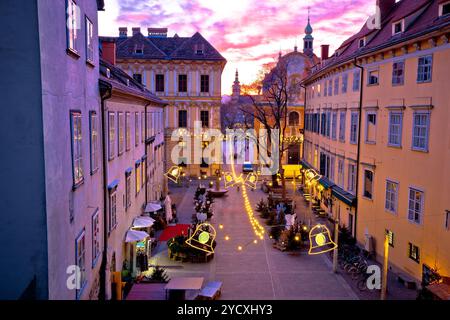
[
  {"x1": 303, "y1": 0, "x2": 450, "y2": 285},
  {"x1": 105, "y1": 27, "x2": 226, "y2": 178}
]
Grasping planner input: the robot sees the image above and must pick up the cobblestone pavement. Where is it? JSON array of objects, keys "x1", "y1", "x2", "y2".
[{"x1": 149, "y1": 166, "x2": 358, "y2": 300}]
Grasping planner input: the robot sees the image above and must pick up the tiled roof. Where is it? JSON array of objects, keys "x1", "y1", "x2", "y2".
[
  {"x1": 99, "y1": 59, "x2": 166, "y2": 105},
  {"x1": 306, "y1": 0, "x2": 450, "y2": 81},
  {"x1": 101, "y1": 31, "x2": 226, "y2": 62}
]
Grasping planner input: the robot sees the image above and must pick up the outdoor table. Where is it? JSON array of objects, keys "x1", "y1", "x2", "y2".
[{"x1": 165, "y1": 277, "x2": 204, "y2": 300}]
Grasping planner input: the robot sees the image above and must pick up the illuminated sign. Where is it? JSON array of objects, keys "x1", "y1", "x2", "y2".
[
  {"x1": 308, "y1": 224, "x2": 337, "y2": 255},
  {"x1": 185, "y1": 223, "x2": 216, "y2": 254}
]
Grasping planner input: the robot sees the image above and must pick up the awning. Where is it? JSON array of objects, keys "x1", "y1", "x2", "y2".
[
  {"x1": 331, "y1": 185, "x2": 357, "y2": 206},
  {"x1": 125, "y1": 230, "x2": 149, "y2": 243},
  {"x1": 145, "y1": 202, "x2": 162, "y2": 213},
  {"x1": 318, "y1": 177, "x2": 334, "y2": 189},
  {"x1": 132, "y1": 216, "x2": 155, "y2": 228}
]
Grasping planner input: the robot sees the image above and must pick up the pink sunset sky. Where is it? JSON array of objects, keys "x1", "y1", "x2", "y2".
[{"x1": 99, "y1": 0, "x2": 377, "y2": 95}]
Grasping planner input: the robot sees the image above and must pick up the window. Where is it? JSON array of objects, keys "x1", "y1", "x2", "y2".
[
  {"x1": 89, "y1": 111, "x2": 99, "y2": 174},
  {"x1": 408, "y1": 188, "x2": 424, "y2": 224},
  {"x1": 289, "y1": 112, "x2": 300, "y2": 126},
  {"x1": 334, "y1": 77, "x2": 339, "y2": 95},
  {"x1": 358, "y1": 38, "x2": 365, "y2": 48},
  {"x1": 109, "y1": 190, "x2": 117, "y2": 231},
  {"x1": 118, "y1": 112, "x2": 124, "y2": 155},
  {"x1": 135, "y1": 112, "x2": 139, "y2": 147},
  {"x1": 445, "y1": 210, "x2": 450, "y2": 230},
  {"x1": 408, "y1": 243, "x2": 420, "y2": 263},
  {"x1": 348, "y1": 163, "x2": 356, "y2": 194},
  {"x1": 142, "y1": 158, "x2": 146, "y2": 187},
  {"x1": 125, "y1": 112, "x2": 131, "y2": 151},
  {"x1": 86, "y1": 17, "x2": 94, "y2": 63},
  {"x1": 136, "y1": 162, "x2": 141, "y2": 195},
  {"x1": 329, "y1": 156, "x2": 335, "y2": 182},
  {"x1": 385, "y1": 230, "x2": 394, "y2": 247},
  {"x1": 200, "y1": 75, "x2": 210, "y2": 93},
  {"x1": 178, "y1": 74, "x2": 187, "y2": 92},
  {"x1": 365, "y1": 112, "x2": 377, "y2": 144},
  {"x1": 328, "y1": 80, "x2": 333, "y2": 96},
  {"x1": 392, "y1": 61, "x2": 405, "y2": 86},
  {"x1": 331, "y1": 111, "x2": 337, "y2": 140},
  {"x1": 326, "y1": 111, "x2": 331, "y2": 137},
  {"x1": 385, "y1": 180, "x2": 399, "y2": 213},
  {"x1": 178, "y1": 110, "x2": 187, "y2": 128},
  {"x1": 440, "y1": 2, "x2": 450, "y2": 16},
  {"x1": 338, "y1": 158, "x2": 345, "y2": 188},
  {"x1": 342, "y1": 73, "x2": 348, "y2": 94},
  {"x1": 92, "y1": 210, "x2": 100, "y2": 267},
  {"x1": 133, "y1": 74, "x2": 142, "y2": 84},
  {"x1": 200, "y1": 110, "x2": 209, "y2": 128},
  {"x1": 324, "y1": 81, "x2": 328, "y2": 97},
  {"x1": 339, "y1": 111, "x2": 346, "y2": 142},
  {"x1": 75, "y1": 230, "x2": 86, "y2": 298},
  {"x1": 125, "y1": 171, "x2": 131, "y2": 210},
  {"x1": 155, "y1": 74, "x2": 165, "y2": 92},
  {"x1": 388, "y1": 112, "x2": 403, "y2": 147},
  {"x1": 353, "y1": 70, "x2": 360, "y2": 92},
  {"x1": 363, "y1": 170, "x2": 374, "y2": 199},
  {"x1": 320, "y1": 113, "x2": 326, "y2": 136},
  {"x1": 417, "y1": 55, "x2": 433, "y2": 83},
  {"x1": 70, "y1": 111, "x2": 84, "y2": 187},
  {"x1": 350, "y1": 112, "x2": 359, "y2": 144},
  {"x1": 66, "y1": 0, "x2": 79, "y2": 53},
  {"x1": 412, "y1": 112, "x2": 430, "y2": 151},
  {"x1": 393, "y1": 21, "x2": 403, "y2": 35},
  {"x1": 368, "y1": 70, "x2": 379, "y2": 85},
  {"x1": 108, "y1": 112, "x2": 115, "y2": 160}
]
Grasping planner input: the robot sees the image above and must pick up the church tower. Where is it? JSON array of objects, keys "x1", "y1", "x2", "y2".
[
  {"x1": 232, "y1": 69, "x2": 241, "y2": 101},
  {"x1": 303, "y1": 9, "x2": 314, "y2": 57}
]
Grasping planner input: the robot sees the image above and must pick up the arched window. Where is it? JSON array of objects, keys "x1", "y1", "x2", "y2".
[{"x1": 289, "y1": 112, "x2": 300, "y2": 126}]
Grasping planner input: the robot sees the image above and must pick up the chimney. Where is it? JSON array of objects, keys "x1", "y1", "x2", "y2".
[
  {"x1": 148, "y1": 28, "x2": 168, "y2": 38},
  {"x1": 101, "y1": 40, "x2": 116, "y2": 66},
  {"x1": 321, "y1": 45, "x2": 330, "y2": 60},
  {"x1": 376, "y1": 0, "x2": 395, "y2": 21},
  {"x1": 119, "y1": 27, "x2": 128, "y2": 38},
  {"x1": 132, "y1": 27, "x2": 141, "y2": 36}
]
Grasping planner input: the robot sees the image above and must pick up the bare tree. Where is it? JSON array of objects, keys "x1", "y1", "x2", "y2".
[{"x1": 239, "y1": 59, "x2": 302, "y2": 200}]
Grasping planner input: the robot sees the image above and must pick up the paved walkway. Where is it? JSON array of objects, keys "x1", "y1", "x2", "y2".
[{"x1": 149, "y1": 168, "x2": 358, "y2": 300}]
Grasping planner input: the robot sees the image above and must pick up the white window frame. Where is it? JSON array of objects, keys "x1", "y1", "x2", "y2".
[
  {"x1": 108, "y1": 112, "x2": 116, "y2": 160},
  {"x1": 408, "y1": 243, "x2": 420, "y2": 263},
  {"x1": 70, "y1": 111, "x2": 84, "y2": 187},
  {"x1": 388, "y1": 111, "x2": 403, "y2": 147},
  {"x1": 66, "y1": 0, "x2": 79, "y2": 54},
  {"x1": 363, "y1": 169, "x2": 374, "y2": 200},
  {"x1": 392, "y1": 60, "x2": 405, "y2": 86},
  {"x1": 334, "y1": 77, "x2": 339, "y2": 95},
  {"x1": 350, "y1": 112, "x2": 359, "y2": 144},
  {"x1": 347, "y1": 162, "x2": 356, "y2": 194},
  {"x1": 331, "y1": 111, "x2": 338, "y2": 140},
  {"x1": 91, "y1": 209, "x2": 100, "y2": 267},
  {"x1": 365, "y1": 111, "x2": 377, "y2": 144},
  {"x1": 417, "y1": 55, "x2": 433, "y2": 83},
  {"x1": 89, "y1": 111, "x2": 99, "y2": 174},
  {"x1": 337, "y1": 158, "x2": 345, "y2": 188},
  {"x1": 85, "y1": 16, "x2": 94, "y2": 64},
  {"x1": 135, "y1": 112, "x2": 139, "y2": 147},
  {"x1": 439, "y1": 1, "x2": 450, "y2": 17},
  {"x1": 392, "y1": 20, "x2": 404, "y2": 35},
  {"x1": 109, "y1": 189, "x2": 117, "y2": 231},
  {"x1": 118, "y1": 112, "x2": 125, "y2": 155},
  {"x1": 385, "y1": 180, "x2": 399, "y2": 214},
  {"x1": 368, "y1": 69, "x2": 379, "y2": 86},
  {"x1": 339, "y1": 111, "x2": 346, "y2": 142},
  {"x1": 125, "y1": 171, "x2": 132, "y2": 210},
  {"x1": 412, "y1": 111, "x2": 430, "y2": 152},
  {"x1": 408, "y1": 187, "x2": 424, "y2": 225},
  {"x1": 75, "y1": 229, "x2": 86, "y2": 299},
  {"x1": 353, "y1": 69, "x2": 361, "y2": 92},
  {"x1": 125, "y1": 112, "x2": 131, "y2": 151},
  {"x1": 342, "y1": 73, "x2": 348, "y2": 94}
]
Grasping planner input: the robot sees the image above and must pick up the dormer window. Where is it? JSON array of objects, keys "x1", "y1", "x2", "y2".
[
  {"x1": 196, "y1": 49, "x2": 204, "y2": 55},
  {"x1": 195, "y1": 43, "x2": 205, "y2": 55},
  {"x1": 135, "y1": 48, "x2": 143, "y2": 55},
  {"x1": 439, "y1": 1, "x2": 450, "y2": 16},
  {"x1": 392, "y1": 20, "x2": 404, "y2": 35},
  {"x1": 359, "y1": 38, "x2": 366, "y2": 48}
]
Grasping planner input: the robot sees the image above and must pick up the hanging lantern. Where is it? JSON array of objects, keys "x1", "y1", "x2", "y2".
[
  {"x1": 308, "y1": 224, "x2": 337, "y2": 255},
  {"x1": 185, "y1": 223, "x2": 216, "y2": 254}
]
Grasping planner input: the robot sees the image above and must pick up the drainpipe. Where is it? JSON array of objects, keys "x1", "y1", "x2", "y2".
[
  {"x1": 144, "y1": 103, "x2": 150, "y2": 205},
  {"x1": 300, "y1": 84, "x2": 307, "y2": 160},
  {"x1": 353, "y1": 58, "x2": 364, "y2": 240},
  {"x1": 99, "y1": 80, "x2": 112, "y2": 300}
]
